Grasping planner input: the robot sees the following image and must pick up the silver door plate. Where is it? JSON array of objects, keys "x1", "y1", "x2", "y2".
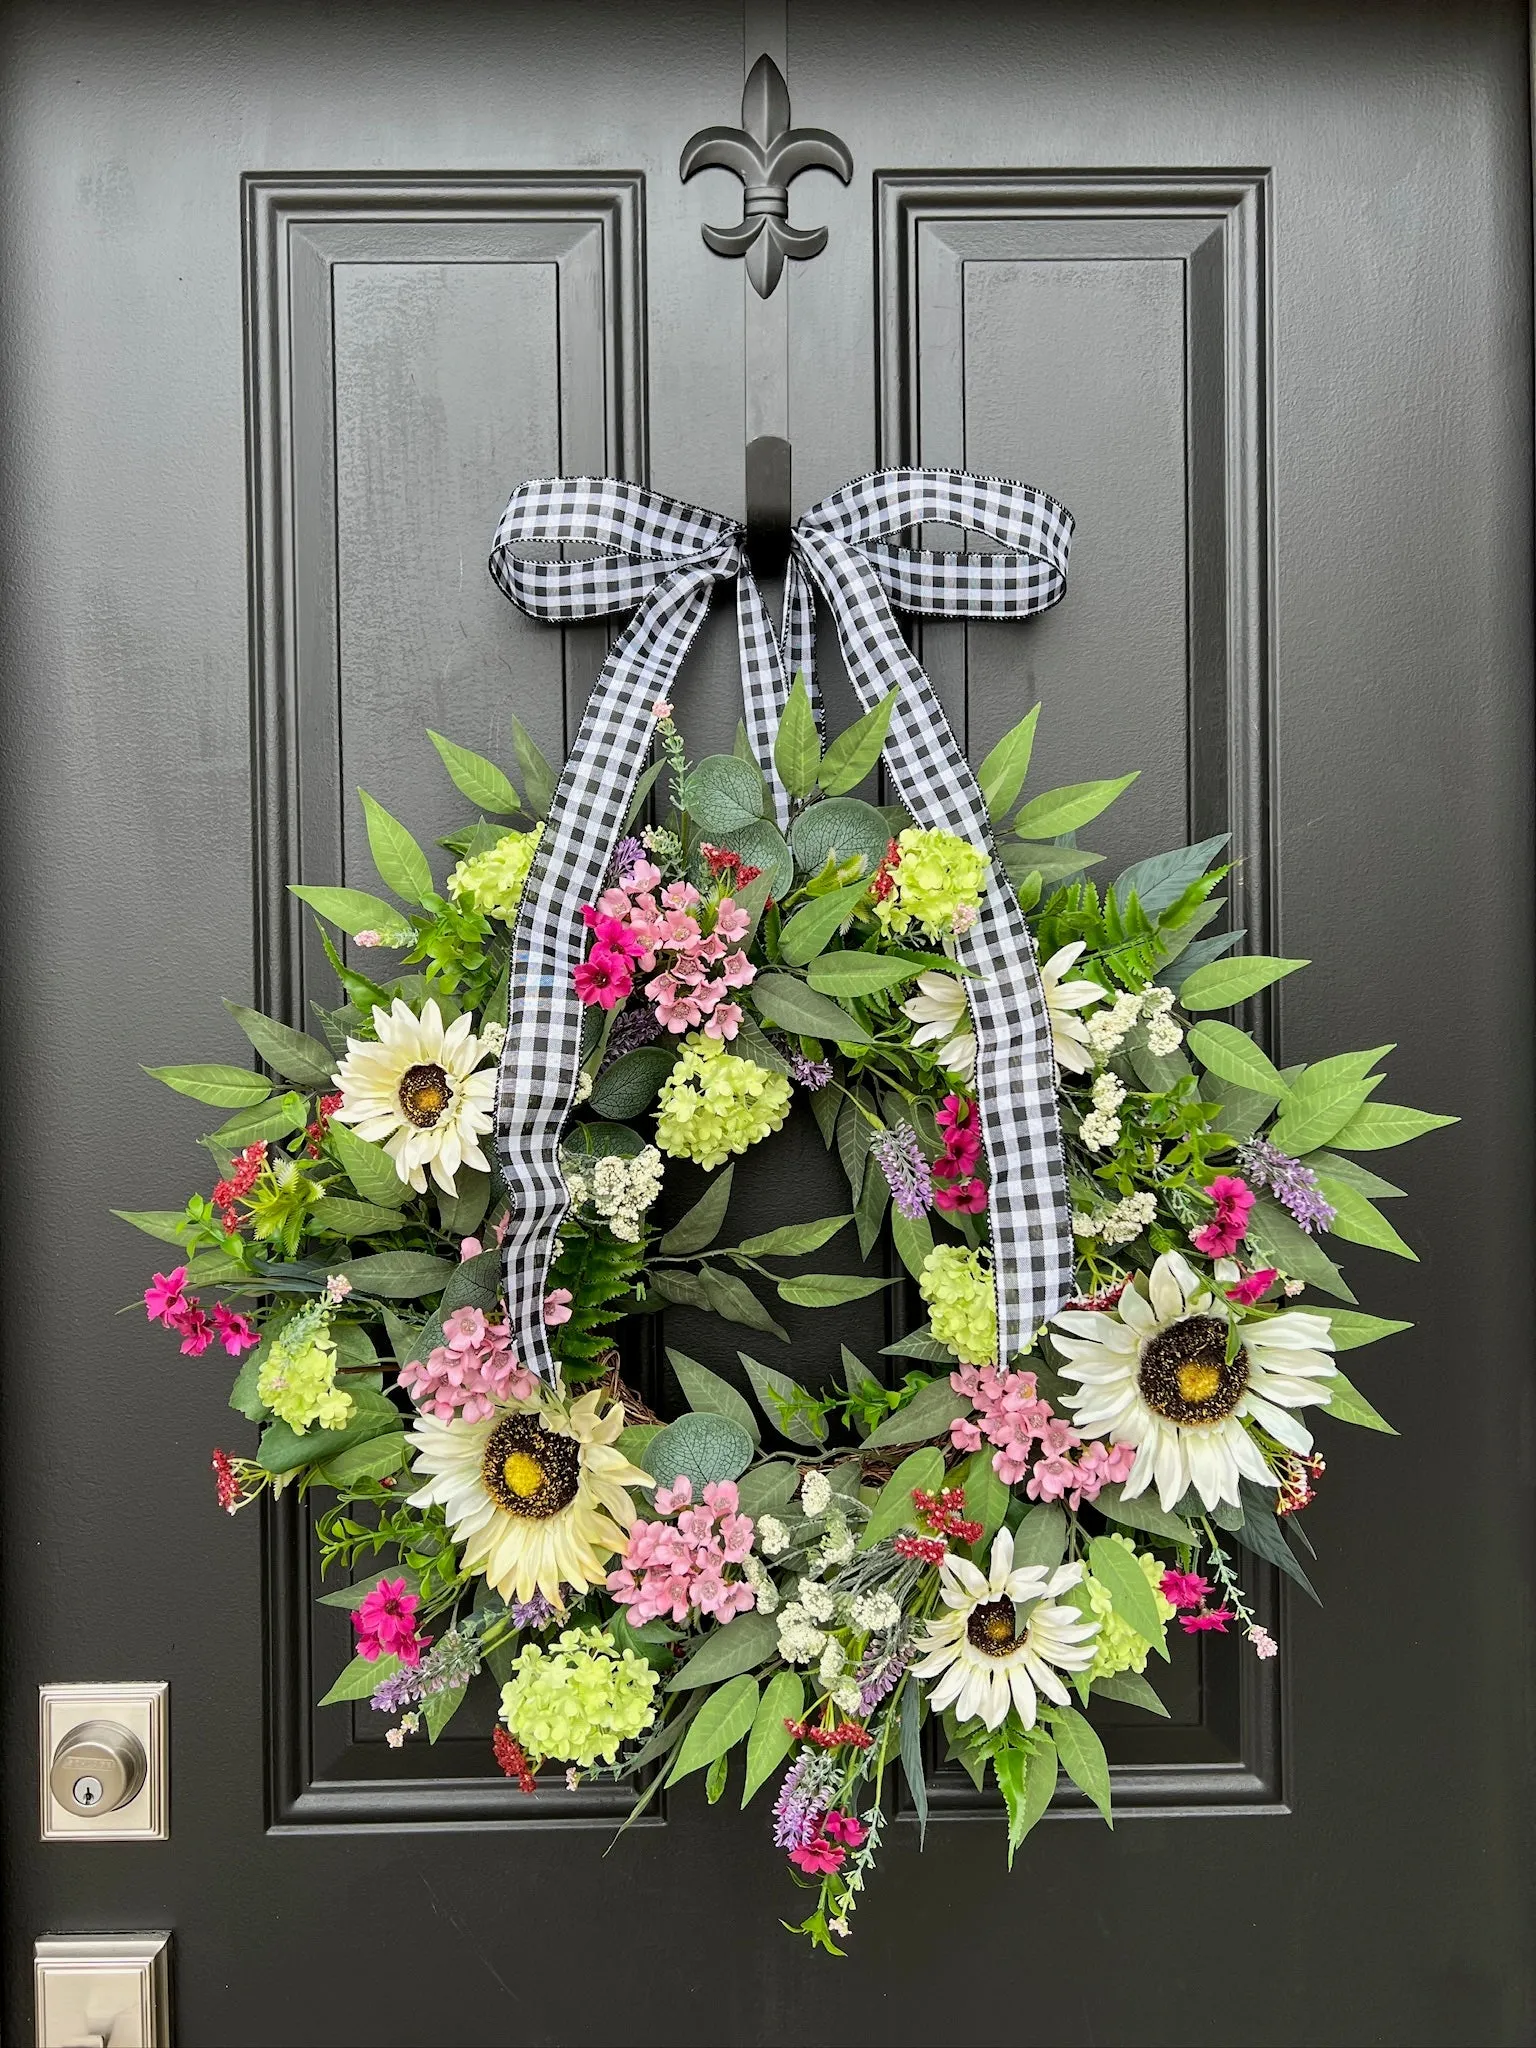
[
  {"x1": 39, "y1": 1684, "x2": 168, "y2": 1842},
  {"x1": 34, "y1": 1933, "x2": 171, "y2": 2046}
]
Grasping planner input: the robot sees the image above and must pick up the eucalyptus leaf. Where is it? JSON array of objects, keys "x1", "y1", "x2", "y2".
[
  {"x1": 643, "y1": 1412, "x2": 756, "y2": 1491},
  {"x1": 789, "y1": 796, "x2": 891, "y2": 880},
  {"x1": 708, "y1": 818, "x2": 795, "y2": 898},
  {"x1": 899, "y1": 1681, "x2": 929, "y2": 1848},
  {"x1": 735, "y1": 1462, "x2": 802, "y2": 1518},
  {"x1": 680, "y1": 754, "x2": 767, "y2": 834}
]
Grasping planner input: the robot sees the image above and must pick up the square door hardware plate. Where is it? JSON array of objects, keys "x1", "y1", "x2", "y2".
[
  {"x1": 34, "y1": 1932, "x2": 171, "y2": 2046},
  {"x1": 39, "y1": 1683, "x2": 168, "y2": 1842}
]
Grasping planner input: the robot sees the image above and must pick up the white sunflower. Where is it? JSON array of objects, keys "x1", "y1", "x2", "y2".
[
  {"x1": 331, "y1": 998, "x2": 496, "y2": 1194},
  {"x1": 1050, "y1": 1250, "x2": 1337, "y2": 1514},
  {"x1": 911, "y1": 1527, "x2": 1099, "y2": 1732},
  {"x1": 900, "y1": 970, "x2": 976, "y2": 1081},
  {"x1": 407, "y1": 1387, "x2": 653, "y2": 1607},
  {"x1": 1040, "y1": 940, "x2": 1105, "y2": 1075}
]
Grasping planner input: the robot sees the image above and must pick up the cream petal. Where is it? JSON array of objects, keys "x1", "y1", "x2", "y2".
[
  {"x1": 1241, "y1": 1393, "x2": 1315, "y2": 1453},
  {"x1": 942, "y1": 1556, "x2": 990, "y2": 1602},
  {"x1": 1119, "y1": 1287, "x2": 1159, "y2": 1336},
  {"x1": 1008, "y1": 1664, "x2": 1039, "y2": 1730},
  {"x1": 1152, "y1": 1427, "x2": 1189, "y2": 1513},
  {"x1": 987, "y1": 1526, "x2": 1016, "y2": 1587}
]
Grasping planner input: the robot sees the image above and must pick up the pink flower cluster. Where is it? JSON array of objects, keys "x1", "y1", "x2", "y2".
[
  {"x1": 1159, "y1": 1569, "x2": 1234, "y2": 1636},
  {"x1": 933, "y1": 1093, "x2": 987, "y2": 1213},
  {"x1": 397, "y1": 1306, "x2": 535, "y2": 1423},
  {"x1": 788, "y1": 1807, "x2": 868, "y2": 1876},
  {"x1": 1192, "y1": 1174, "x2": 1255, "y2": 1257},
  {"x1": 145, "y1": 1267, "x2": 258, "y2": 1359},
  {"x1": 607, "y1": 1474, "x2": 757, "y2": 1624},
  {"x1": 949, "y1": 1362, "x2": 1136, "y2": 1507},
  {"x1": 573, "y1": 859, "x2": 755, "y2": 1040},
  {"x1": 352, "y1": 1577, "x2": 430, "y2": 1666}
]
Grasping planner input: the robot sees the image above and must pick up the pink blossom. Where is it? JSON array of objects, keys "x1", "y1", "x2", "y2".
[
  {"x1": 787, "y1": 1831, "x2": 846, "y2": 1876},
  {"x1": 573, "y1": 946, "x2": 634, "y2": 1009},
  {"x1": 949, "y1": 1361, "x2": 1130, "y2": 1506},
  {"x1": 607, "y1": 1478, "x2": 757, "y2": 1625},
  {"x1": 459, "y1": 1237, "x2": 483, "y2": 1261},
  {"x1": 144, "y1": 1268, "x2": 189, "y2": 1327},
  {"x1": 949, "y1": 1416, "x2": 984, "y2": 1453},
  {"x1": 703, "y1": 1002, "x2": 744, "y2": 1041},
  {"x1": 354, "y1": 929, "x2": 385, "y2": 947},
  {"x1": 543, "y1": 1288, "x2": 573, "y2": 1326},
  {"x1": 821, "y1": 1810, "x2": 868, "y2": 1847},
  {"x1": 718, "y1": 950, "x2": 756, "y2": 988},
  {"x1": 1226, "y1": 1266, "x2": 1279, "y2": 1307},
  {"x1": 620, "y1": 859, "x2": 663, "y2": 894},
  {"x1": 652, "y1": 698, "x2": 673, "y2": 719},
  {"x1": 653, "y1": 1475, "x2": 693, "y2": 1514},
  {"x1": 1247, "y1": 1626, "x2": 1279, "y2": 1659},
  {"x1": 713, "y1": 898, "x2": 750, "y2": 943},
  {"x1": 661, "y1": 881, "x2": 701, "y2": 911},
  {"x1": 353, "y1": 1577, "x2": 430, "y2": 1666},
  {"x1": 1192, "y1": 1174, "x2": 1255, "y2": 1258},
  {"x1": 176, "y1": 1307, "x2": 216, "y2": 1357},
  {"x1": 398, "y1": 1311, "x2": 533, "y2": 1423},
  {"x1": 1160, "y1": 1570, "x2": 1212, "y2": 1611},
  {"x1": 211, "y1": 1303, "x2": 260, "y2": 1356}
]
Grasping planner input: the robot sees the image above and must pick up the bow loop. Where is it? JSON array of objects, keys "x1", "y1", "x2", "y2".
[{"x1": 490, "y1": 477, "x2": 743, "y2": 622}]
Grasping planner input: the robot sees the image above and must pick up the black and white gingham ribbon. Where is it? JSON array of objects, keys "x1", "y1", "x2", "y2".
[{"x1": 488, "y1": 471, "x2": 1074, "y2": 1382}]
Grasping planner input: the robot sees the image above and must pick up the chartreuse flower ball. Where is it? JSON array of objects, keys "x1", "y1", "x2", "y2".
[
  {"x1": 1083, "y1": 1537, "x2": 1177, "y2": 1681},
  {"x1": 874, "y1": 827, "x2": 989, "y2": 939},
  {"x1": 654, "y1": 1034, "x2": 792, "y2": 1170},
  {"x1": 920, "y1": 1244, "x2": 999, "y2": 1365},
  {"x1": 499, "y1": 1626, "x2": 659, "y2": 1768},
  {"x1": 447, "y1": 824, "x2": 544, "y2": 922},
  {"x1": 257, "y1": 1305, "x2": 352, "y2": 1434}
]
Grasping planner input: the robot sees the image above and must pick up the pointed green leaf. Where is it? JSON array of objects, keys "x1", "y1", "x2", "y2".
[
  {"x1": 860, "y1": 1377, "x2": 968, "y2": 1451},
  {"x1": 741, "y1": 1671, "x2": 805, "y2": 1806},
  {"x1": 1003, "y1": 1736, "x2": 1057, "y2": 1861},
  {"x1": 144, "y1": 1063, "x2": 273, "y2": 1109},
  {"x1": 666, "y1": 1608, "x2": 779, "y2": 1690},
  {"x1": 587, "y1": 1045, "x2": 677, "y2": 1120},
  {"x1": 112, "y1": 1209, "x2": 192, "y2": 1246},
  {"x1": 977, "y1": 703, "x2": 1040, "y2": 819},
  {"x1": 668, "y1": 1674, "x2": 761, "y2": 1784},
  {"x1": 739, "y1": 1353, "x2": 825, "y2": 1445},
  {"x1": 773, "y1": 673, "x2": 822, "y2": 800},
  {"x1": 358, "y1": 790, "x2": 434, "y2": 906},
  {"x1": 511, "y1": 714, "x2": 558, "y2": 821},
  {"x1": 735, "y1": 1462, "x2": 801, "y2": 1518},
  {"x1": 1304, "y1": 1151, "x2": 1406, "y2": 1198},
  {"x1": 289, "y1": 884, "x2": 413, "y2": 941},
  {"x1": 210, "y1": 1094, "x2": 309, "y2": 1145},
  {"x1": 1318, "y1": 1308, "x2": 1413, "y2": 1351},
  {"x1": 699, "y1": 1269, "x2": 789, "y2": 1342},
  {"x1": 999, "y1": 842, "x2": 1104, "y2": 887},
  {"x1": 427, "y1": 729, "x2": 520, "y2": 814},
  {"x1": 319, "y1": 1650, "x2": 399, "y2": 1707},
  {"x1": 889, "y1": 1206, "x2": 934, "y2": 1281},
  {"x1": 737, "y1": 1215, "x2": 851, "y2": 1258},
  {"x1": 1093, "y1": 1485, "x2": 1197, "y2": 1546},
  {"x1": 1268, "y1": 1079, "x2": 1381, "y2": 1158},
  {"x1": 1087, "y1": 1535, "x2": 1167, "y2": 1653},
  {"x1": 1113, "y1": 835, "x2": 1231, "y2": 919},
  {"x1": 899, "y1": 1682, "x2": 929, "y2": 1848},
  {"x1": 1246, "y1": 1196, "x2": 1356, "y2": 1301},
  {"x1": 818, "y1": 686, "x2": 898, "y2": 795},
  {"x1": 1011, "y1": 772, "x2": 1138, "y2": 839},
  {"x1": 223, "y1": 1001, "x2": 336, "y2": 1088},
  {"x1": 659, "y1": 1166, "x2": 735, "y2": 1255},
  {"x1": 318, "y1": 1432, "x2": 412, "y2": 1489},
  {"x1": 954, "y1": 1451, "x2": 1009, "y2": 1557},
  {"x1": 1316, "y1": 1178, "x2": 1418, "y2": 1260},
  {"x1": 1177, "y1": 955, "x2": 1309, "y2": 1011},
  {"x1": 667, "y1": 1349, "x2": 761, "y2": 1445},
  {"x1": 1092, "y1": 1670, "x2": 1170, "y2": 1718},
  {"x1": 1050, "y1": 1706, "x2": 1112, "y2": 1822},
  {"x1": 778, "y1": 880, "x2": 872, "y2": 968},
  {"x1": 1325, "y1": 1365, "x2": 1397, "y2": 1433},
  {"x1": 1011, "y1": 1504, "x2": 1068, "y2": 1569},
  {"x1": 749, "y1": 973, "x2": 873, "y2": 1047},
  {"x1": 806, "y1": 952, "x2": 923, "y2": 999},
  {"x1": 311, "y1": 1195, "x2": 411, "y2": 1237},
  {"x1": 1185, "y1": 1021, "x2": 1290, "y2": 1101},
  {"x1": 332, "y1": 1251, "x2": 456, "y2": 1298},
  {"x1": 326, "y1": 1121, "x2": 412, "y2": 1207},
  {"x1": 776, "y1": 1272, "x2": 894, "y2": 1308},
  {"x1": 859, "y1": 1448, "x2": 946, "y2": 1548},
  {"x1": 1328, "y1": 1101, "x2": 1458, "y2": 1151}
]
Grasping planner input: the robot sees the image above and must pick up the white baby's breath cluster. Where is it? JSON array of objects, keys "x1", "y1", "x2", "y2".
[
  {"x1": 776, "y1": 1573, "x2": 836, "y2": 1665},
  {"x1": 1073, "y1": 1189, "x2": 1158, "y2": 1247},
  {"x1": 1079, "y1": 1070, "x2": 1127, "y2": 1152},
  {"x1": 755, "y1": 1514, "x2": 790, "y2": 1557},
  {"x1": 1085, "y1": 984, "x2": 1183, "y2": 1061},
  {"x1": 799, "y1": 1470, "x2": 832, "y2": 1516},
  {"x1": 850, "y1": 1589, "x2": 901, "y2": 1633},
  {"x1": 562, "y1": 1146, "x2": 664, "y2": 1241},
  {"x1": 740, "y1": 1552, "x2": 779, "y2": 1612},
  {"x1": 1141, "y1": 984, "x2": 1183, "y2": 1055},
  {"x1": 479, "y1": 1018, "x2": 506, "y2": 1059}
]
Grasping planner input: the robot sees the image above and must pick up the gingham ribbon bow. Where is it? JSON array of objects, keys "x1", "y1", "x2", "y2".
[{"x1": 488, "y1": 470, "x2": 1074, "y2": 1381}]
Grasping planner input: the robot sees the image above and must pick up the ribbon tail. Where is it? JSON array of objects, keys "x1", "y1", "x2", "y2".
[{"x1": 735, "y1": 568, "x2": 796, "y2": 829}]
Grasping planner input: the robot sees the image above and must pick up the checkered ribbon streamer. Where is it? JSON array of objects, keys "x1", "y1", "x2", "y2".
[{"x1": 488, "y1": 470, "x2": 1074, "y2": 1382}]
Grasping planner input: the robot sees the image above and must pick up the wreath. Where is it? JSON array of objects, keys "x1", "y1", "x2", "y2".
[{"x1": 125, "y1": 493, "x2": 1452, "y2": 1954}]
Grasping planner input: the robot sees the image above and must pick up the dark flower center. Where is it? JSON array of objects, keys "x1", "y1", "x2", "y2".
[
  {"x1": 398, "y1": 1062, "x2": 452, "y2": 1128},
  {"x1": 482, "y1": 1414, "x2": 581, "y2": 1519},
  {"x1": 1138, "y1": 1314, "x2": 1248, "y2": 1426},
  {"x1": 966, "y1": 1598, "x2": 1022, "y2": 1659}
]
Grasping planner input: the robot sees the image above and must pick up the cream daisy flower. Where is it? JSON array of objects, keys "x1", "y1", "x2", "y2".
[
  {"x1": 911, "y1": 1528, "x2": 1099, "y2": 1732},
  {"x1": 407, "y1": 1387, "x2": 653, "y2": 1607},
  {"x1": 1050, "y1": 1250, "x2": 1337, "y2": 1514},
  {"x1": 331, "y1": 998, "x2": 496, "y2": 1194},
  {"x1": 900, "y1": 970, "x2": 976, "y2": 1081},
  {"x1": 1040, "y1": 940, "x2": 1104, "y2": 1075}
]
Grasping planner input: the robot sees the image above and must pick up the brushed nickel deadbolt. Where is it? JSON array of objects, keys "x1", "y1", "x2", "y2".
[
  {"x1": 39, "y1": 1684, "x2": 168, "y2": 1841},
  {"x1": 49, "y1": 1722, "x2": 147, "y2": 1817}
]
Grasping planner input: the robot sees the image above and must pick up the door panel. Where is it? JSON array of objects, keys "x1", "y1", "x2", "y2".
[{"x1": 3, "y1": 3, "x2": 1532, "y2": 2044}]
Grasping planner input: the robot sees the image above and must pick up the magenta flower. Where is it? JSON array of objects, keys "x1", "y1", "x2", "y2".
[
  {"x1": 353, "y1": 1577, "x2": 430, "y2": 1666},
  {"x1": 1180, "y1": 1607, "x2": 1235, "y2": 1635},
  {"x1": 1225, "y1": 1266, "x2": 1279, "y2": 1306},
  {"x1": 1160, "y1": 1569, "x2": 1212, "y2": 1611},
  {"x1": 821, "y1": 1809, "x2": 868, "y2": 1848},
  {"x1": 1192, "y1": 1174, "x2": 1255, "y2": 1257},
  {"x1": 176, "y1": 1306, "x2": 216, "y2": 1357},
  {"x1": 211, "y1": 1303, "x2": 260, "y2": 1356},
  {"x1": 573, "y1": 945, "x2": 634, "y2": 1009},
  {"x1": 144, "y1": 1267, "x2": 189, "y2": 1326},
  {"x1": 787, "y1": 1830, "x2": 846, "y2": 1876}
]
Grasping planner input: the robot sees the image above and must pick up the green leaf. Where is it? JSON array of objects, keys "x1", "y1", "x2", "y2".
[
  {"x1": 879, "y1": 1325, "x2": 953, "y2": 1365},
  {"x1": 561, "y1": 1120, "x2": 647, "y2": 1160},
  {"x1": 1000, "y1": 1736, "x2": 1057, "y2": 1863},
  {"x1": 860, "y1": 1377, "x2": 968, "y2": 1451},
  {"x1": 1325, "y1": 1364, "x2": 1398, "y2": 1433},
  {"x1": 1177, "y1": 955, "x2": 1309, "y2": 1011},
  {"x1": 424, "y1": 1681, "x2": 468, "y2": 1743},
  {"x1": 1092, "y1": 1670, "x2": 1169, "y2": 1718},
  {"x1": 859, "y1": 1448, "x2": 946, "y2": 1548},
  {"x1": 750, "y1": 973, "x2": 873, "y2": 1047},
  {"x1": 735, "y1": 1462, "x2": 801, "y2": 1518},
  {"x1": 737, "y1": 1214, "x2": 851, "y2": 1258},
  {"x1": 699, "y1": 1269, "x2": 789, "y2": 1342},
  {"x1": 333, "y1": 1251, "x2": 456, "y2": 1299},
  {"x1": 1199, "y1": 1070, "x2": 1273, "y2": 1146},
  {"x1": 1011, "y1": 772, "x2": 1138, "y2": 839},
  {"x1": 1246, "y1": 1196, "x2": 1357, "y2": 1302},
  {"x1": 1319, "y1": 1308, "x2": 1413, "y2": 1352},
  {"x1": 805, "y1": 952, "x2": 921, "y2": 999},
  {"x1": 311, "y1": 1195, "x2": 411, "y2": 1237},
  {"x1": 427, "y1": 729, "x2": 520, "y2": 814},
  {"x1": 779, "y1": 881, "x2": 873, "y2": 968},
  {"x1": 326, "y1": 1121, "x2": 411, "y2": 1208},
  {"x1": 614, "y1": 1424, "x2": 663, "y2": 1467},
  {"x1": 818, "y1": 686, "x2": 898, "y2": 796},
  {"x1": 1011, "y1": 1504, "x2": 1068, "y2": 1569},
  {"x1": 318, "y1": 1433, "x2": 411, "y2": 1487},
  {"x1": 1050, "y1": 1706, "x2": 1112, "y2": 1823},
  {"x1": 624, "y1": 757, "x2": 666, "y2": 832},
  {"x1": 889, "y1": 1207, "x2": 935, "y2": 1282},
  {"x1": 1304, "y1": 1151, "x2": 1406, "y2": 1199},
  {"x1": 1184, "y1": 1021, "x2": 1290, "y2": 1102},
  {"x1": 1327, "y1": 1101, "x2": 1458, "y2": 1151},
  {"x1": 899, "y1": 1681, "x2": 929, "y2": 1846},
  {"x1": 289, "y1": 883, "x2": 413, "y2": 940},
  {"x1": 642, "y1": 1411, "x2": 756, "y2": 1491},
  {"x1": 1093, "y1": 1484, "x2": 1197, "y2": 1546},
  {"x1": 145, "y1": 1063, "x2": 273, "y2": 1109},
  {"x1": 587, "y1": 1045, "x2": 676, "y2": 1120},
  {"x1": 709, "y1": 818, "x2": 795, "y2": 898},
  {"x1": 1230, "y1": 1483, "x2": 1319, "y2": 1598},
  {"x1": 510, "y1": 714, "x2": 558, "y2": 821},
  {"x1": 1087, "y1": 1535, "x2": 1167, "y2": 1651},
  {"x1": 668, "y1": 1674, "x2": 760, "y2": 1785},
  {"x1": 210, "y1": 1094, "x2": 309, "y2": 1146},
  {"x1": 258, "y1": 1387, "x2": 401, "y2": 1476},
  {"x1": 183, "y1": 1249, "x2": 249, "y2": 1285},
  {"x1": 955, "y1": 1452, "x2": 1009, "y2": 1557},
  {"x1": 667, "y1": 1349, "x2": 761, "y2": 1445},
  {"x1": 112, "y1": 1208, "x2": 191, "y2": 1246},
  {"x1": 773, "y1": 673, "x2": 822, "y2": 800},
  {"x1": 358, "y1": 789, "x2": 434, "y2": 906},
  {"x1": 659, "y1": 1166, "x2": 735, "y2": 1255},
  {"x1": 439, "y1": 1247, "x2": 502, "y2": 1315},
  {"x1": 319, "y1": 1649, "x2": 399, "y2": 1707},
  {"x1": 228, "y1": 1351, "x2": 267, "y2": 1420},
  {"x1": 1000, "y1": 841, "x2": 1104, "y2": 888},
  {"x1": 788, "y1": 796, "x2": 892, "y2": 880},
  {"x1": 317, "y1": 1565, "x2": 421, "y2": 1610},
  {"x1": 776, "y1": 1272, "x2": 895, "y2": 1308},
  {"x1": 666, "y1": 1609, "x2": 779, "y2": 1690},
  {"x1": 222, "y1": 1001, "x2": 337, "y2": 1088},
  {"x1": 1315, "y1": 1177, "x2": 1418, "y2": 1259},
  {"x1": 978, "y1": 704, "x2": 1040, "y2": 819},
  {"x1": 680, "y1": 753, "x2": 767, "y2": 834},
  {"x1": 742, "y1": 1671, "x2": 805, "y2": 1805},
  {"x1": 1268, "y1": 1080, "x2": 1381, "y2": 1159},
  {"x1": 740, "y1": 1354, "x2": 826, "y2": 1446},
  {"x1": 1114, "y1": 834, "x2": 1230, "y2": 919},
  {"x1": 854, "y1": 1142, "x2": 890, "y2": 1257},
  {"x1": 437, "y1": 1169, "x2": 492, "y2": 1240}
]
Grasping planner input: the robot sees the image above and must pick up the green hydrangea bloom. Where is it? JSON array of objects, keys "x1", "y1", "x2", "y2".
[
  {"x1": 874, "y1": 827, "x2": 989, "y2": 939},
  {"x1": 1084, "y1": 1536, "x2": 1176, "y2": 1681},
  {"x1": 654, "y1": 1034, "x2": 792, "y2": 1170},
  {"x1": 499, "y1": 1626, "x2": 659, "y2": 1768},
  {"x1": 447, "y1": 824, "x2": 544, "y2": 922},
  {"x1": 919, "y1": 1244, "x2": 998, "y2": 1365},
  {"x1": 257, "y1": 1303, "x2": 352, "y2": 1434}
]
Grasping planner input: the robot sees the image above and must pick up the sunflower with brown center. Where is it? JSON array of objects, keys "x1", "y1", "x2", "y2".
[
  {"x1": 911, "y1": 1528, "x2": 1100, "y2": 1732},
  {"x1": 330, "y1": 996, "x2": 497, "y2": 1195},
  {"x1": 406, "y1": 1387, "x2": 653, "y2": 1607}
]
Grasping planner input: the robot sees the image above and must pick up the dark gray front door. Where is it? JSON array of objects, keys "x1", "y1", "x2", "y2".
[{"x1": 3, "y1": 4, "x2": 1531, "y2": 2043}]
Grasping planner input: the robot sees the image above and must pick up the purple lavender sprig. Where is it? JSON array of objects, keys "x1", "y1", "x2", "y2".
[
  {"x1": 369, "y1": 1668, "x2": 424, "y2": 1716},
  {"x1": 772, "y1": 1751, "x2": 839, "y2": 1849},
  {"x1": 602, "y1": 1002, "x2": 663, "y2": 1067},
  {"x1": 1237, "y1": 1138, "x2": 1337, "y2": 1235},
  {"x1": 788, "y1": 1052, "x2": 833, "y2": 1091},
  {"x1": 871, "y1": 1121, "x2": 933, "y2": 1220},
  {"x1": 856, "y1": 1636, "x2": 911, "y2": 1715},
  {"x1": 508, "y1": 1590, "x2": 557, "y2": 1630},
  {"x1": 608, "y1": 835, "x2": 647, "y2": 885}
]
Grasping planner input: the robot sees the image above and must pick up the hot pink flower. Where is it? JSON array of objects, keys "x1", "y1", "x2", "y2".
[
  {"x1": 1226, "y1": 1266, "x2": 1279, "y2": 1306},
  {"x1": 176, "y1": 1306, "x2": 216, "y2": 1357},
  {"x1": 787, "y1": 1831, "x2": 846, "y2": 1876},
  {"x1": 1160, "y1": 1569, "x2": 1211, "y2": 1611},
  {"x1": 580, "y1": 909, "x2": 646, "y2": 959},
  {"x1": 353, "y1": 1577, "x2": 430, "y2": 1666},
  {"x1": 1180, "y1": 1607, "x2": 1234, "y2": 1635},
  {"x1": 821, "y1": 1809, "x2": 868, "y2": 1847},
  {"x1": 543, "y1": 1288, "x2": 574, "y2": 1326},
  {"x1": 934, "y1": 1174, "x2": 987, "y2": 1213},
  {"x1": 1192, "y1": 1175, "x2": 1255, "y2": 1258},
  {"x1": 144, "y1": 1267, "x2": 189, "y2": 1327},
  {"x1": 573, "y1": 945, "x2": 634, "y2": 1009},
  {"x1": 211, "y1": 1303, "x2": 260, "y2": 1356}
]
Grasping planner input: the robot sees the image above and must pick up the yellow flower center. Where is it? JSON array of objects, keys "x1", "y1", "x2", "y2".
[
  {"x1": 1177, "y1": 1361, "x2": 1222, "y2": 1404},
  {"x1": 482, "y1": 1413, "x2": 582, "y2": 1520},
  {"x1": 502, "y1": 1450, "x2": 547, "y2": 1498},
  {"x1": 1137, "y1": 1315, "x2": 1249, "y2": 1427},
  {"x1": 398, "y1": 1062, "x2": 451, "y2": 1128}
]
